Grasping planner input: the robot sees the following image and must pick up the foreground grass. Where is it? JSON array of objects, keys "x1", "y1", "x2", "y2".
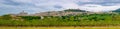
[{"x1": 0, "y1": 27, "x2": 120, "y2": 29}]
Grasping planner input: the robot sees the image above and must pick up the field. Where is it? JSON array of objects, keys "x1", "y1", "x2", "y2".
[
  {"x1": 1, "y1": 13, "x2": 120, "y2": 29},
  {"x1": 0, "y1": 27, "x2": 120, "y2": 29}
]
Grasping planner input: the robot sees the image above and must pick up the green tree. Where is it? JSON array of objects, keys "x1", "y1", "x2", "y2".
[{"x1": 1, "y1": 14, "x2": 12, "y2": 20}]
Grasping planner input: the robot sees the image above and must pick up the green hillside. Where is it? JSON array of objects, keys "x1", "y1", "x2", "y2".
[
  {"x1": 112, "y1": 8, "x2": 120, "y2": 12},
  {"x1": 64, "y1": 9, "x2": 87, "y2": 12}
]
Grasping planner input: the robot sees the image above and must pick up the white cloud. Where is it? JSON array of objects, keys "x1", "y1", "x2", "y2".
[
  {"x1": 79, "y1": 4, "x2": 120, "y2": 12},
  {"x1": 3, "y1": 0, "x2": 120, "y2": 12},
  {"x1": 78, "y1": 0, "x2": 93, "y2": 2}
]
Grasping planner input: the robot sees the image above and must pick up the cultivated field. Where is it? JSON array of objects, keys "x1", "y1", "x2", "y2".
[{"x1": 0, "y1": 27, "x2": 120, "y2": 29}]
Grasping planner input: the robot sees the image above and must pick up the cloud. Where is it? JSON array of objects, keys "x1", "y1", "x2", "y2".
[
  {"x1": 79, "y1": 4, "x2": 120, "y2": 12},
  {"x1": 0, "y1": 0, "x2": 120, "y2": 15}
]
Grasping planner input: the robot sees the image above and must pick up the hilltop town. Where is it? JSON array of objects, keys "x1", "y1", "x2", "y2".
[{"x1": 10, "y1": 9, "x2": 115, "y2": 16}]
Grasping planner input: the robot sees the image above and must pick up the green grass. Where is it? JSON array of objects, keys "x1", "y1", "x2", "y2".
[{"x1": 0, "y1": 27, "x2": 120, "y2": 29}]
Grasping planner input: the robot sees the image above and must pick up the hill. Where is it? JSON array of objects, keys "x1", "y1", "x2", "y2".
[
  {"x1": 112, "y1": 8, "x2": 120, "y2": 12},
  {"x1": 64, "y1": 9, "x2": 87, "y2": 12},
  {"x1": 10, "y1": 9, "x2": 90, "y2": 16}
]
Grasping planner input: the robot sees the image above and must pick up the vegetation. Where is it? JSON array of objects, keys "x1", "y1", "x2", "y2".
[
  {"x1": 0, "y1": 13, "x2": 120, "y2": 26},
  {"x1": 0, "y1": 27, "x2": 120, "y2": 29},
  {"x1": 64, "y1": 9, "x2": 86, "y2": 12}
]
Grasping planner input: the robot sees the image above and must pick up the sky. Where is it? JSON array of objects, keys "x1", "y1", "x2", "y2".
[{"x1": 0, "y1": 0, "x2": 120, "y2": 15}]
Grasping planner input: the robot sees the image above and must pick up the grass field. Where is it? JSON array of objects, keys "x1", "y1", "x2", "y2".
[{"x1": 0, "y1": 27, "x2": 120, "y2": 29}]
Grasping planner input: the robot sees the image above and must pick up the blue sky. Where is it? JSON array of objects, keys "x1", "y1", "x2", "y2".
[{"x1": 0, "y1": 0, "x2": 120, "y2": 15}]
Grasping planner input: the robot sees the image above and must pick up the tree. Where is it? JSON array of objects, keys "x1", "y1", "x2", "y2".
[
  {"x1": 20, "y1": 16, "x2": 41, "y2": 20},
  {"x1": 1, "y1": 14, "x2": 12, "y2": 20}
]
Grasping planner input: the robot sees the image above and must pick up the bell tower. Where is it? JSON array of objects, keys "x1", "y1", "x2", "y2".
[{"x1": 18, "y1": 10, "x2": 28, "y2": 16}]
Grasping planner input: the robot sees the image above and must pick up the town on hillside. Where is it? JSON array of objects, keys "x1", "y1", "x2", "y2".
[{"x1": 9, "y1": 9, "x2": 115, "y2": 16}]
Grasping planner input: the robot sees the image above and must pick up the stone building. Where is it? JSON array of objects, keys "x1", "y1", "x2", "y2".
[
  {"x1": 10, "y1": 11, "x2": 28, "y2": 16},
  {"x1": 17, "y1": 11, "x2": 28, "y2": 16}
]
